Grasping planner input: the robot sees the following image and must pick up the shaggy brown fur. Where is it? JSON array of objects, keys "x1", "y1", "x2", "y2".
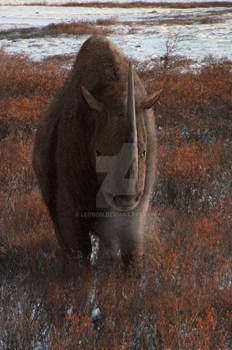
[{"x1": 33, "y1": 35, "x2": 158, "y2": 268}]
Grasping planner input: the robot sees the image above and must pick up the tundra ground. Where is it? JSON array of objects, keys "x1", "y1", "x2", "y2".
[{"x1": 0, "y1": 49, "x2": 231, "y2": 349}]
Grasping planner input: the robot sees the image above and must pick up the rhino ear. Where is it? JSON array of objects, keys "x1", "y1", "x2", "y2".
[
  {"x1": 81, "y1": 86, "x2": 104, "y2": 113},
  {"x1": 141, "y1": 89, "x2": 162, "y2": 109}
]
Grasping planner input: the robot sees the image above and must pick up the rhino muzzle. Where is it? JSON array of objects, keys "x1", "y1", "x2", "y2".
[{"x1": 107, "y1": 63, "x2": 140, "y2": 211}]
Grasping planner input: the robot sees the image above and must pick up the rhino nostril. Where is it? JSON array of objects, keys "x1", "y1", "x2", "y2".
[
  {"x1": 136, "y1": 191, "x2": 141, "y2": 201},
  {"x1": 114, "y1": 192, "x2": 141, "y2": 203}
]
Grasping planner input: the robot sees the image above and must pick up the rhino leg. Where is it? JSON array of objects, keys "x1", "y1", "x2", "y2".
[
  {"x1": 120, "y1": 235, "x2": 138, "y2": 270},
  {"x1": 56, "y1": 192, "x2": 92, "y2": 260},
  {"x1": 117, "y1": 222, "x2": 139, "y2": 269}
]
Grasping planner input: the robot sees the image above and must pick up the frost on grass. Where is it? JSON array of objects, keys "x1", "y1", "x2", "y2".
[{"x1": 0, "y1": 49, "x2": 231, "y2": 349}]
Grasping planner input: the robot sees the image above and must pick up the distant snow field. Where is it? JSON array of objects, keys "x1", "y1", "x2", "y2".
[
  {"x1": 0, "y1": 2, "x2": 232, "y2": 62},
  {"x1": 0, "y1": 0, "x2": 230, "y2": 3}
]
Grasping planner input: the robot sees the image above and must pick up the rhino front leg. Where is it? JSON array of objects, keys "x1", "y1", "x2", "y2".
[
  {"x1": 120, "y1": 235, "x2": 138, "y2": 269},
  {"x1": 56, "y1": 191, "x2": 92, "y2": 261}
]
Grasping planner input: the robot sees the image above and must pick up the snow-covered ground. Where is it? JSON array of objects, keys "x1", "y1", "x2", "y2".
[{"x1": 0, "y1": 2, "x2": 232, "y2": 62}]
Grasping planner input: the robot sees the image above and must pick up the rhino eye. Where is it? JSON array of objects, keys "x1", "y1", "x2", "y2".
[
  {"x1": 96, "y1": 150, "x2": 101, "y2": 157},
  {"x1": 141, "y1": 150, "x2": 146, "y2": 158}
]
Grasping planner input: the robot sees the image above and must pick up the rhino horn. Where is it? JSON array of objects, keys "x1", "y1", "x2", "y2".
[{"x1": 123, "y1": 62, "x2": 138, "y2": 195}]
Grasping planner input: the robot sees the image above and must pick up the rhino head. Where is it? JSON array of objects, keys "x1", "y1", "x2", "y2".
[{"x1": 81, "y1": 62, "x2": 161, "y2": 212}]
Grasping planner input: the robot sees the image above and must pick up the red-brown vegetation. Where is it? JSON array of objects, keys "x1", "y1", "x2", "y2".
[
  {"x1": 0, "y1": 21, "x2": 112, "y2": 41},
  {"x1": 0, "y1": 48, "x2": 231, "y2": 349},
  {"x1": 30, "y1": 2, "x2": 232, "y2": 9},
  {"x1": 46, "y1": 21, "x2": 112, "y2": 35}
]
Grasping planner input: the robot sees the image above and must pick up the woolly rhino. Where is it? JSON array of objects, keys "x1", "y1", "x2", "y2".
[{"x1": 33, "y1": 35, "x2": 161, "y2": 268}]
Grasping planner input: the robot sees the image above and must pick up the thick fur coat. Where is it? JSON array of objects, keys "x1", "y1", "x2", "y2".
[{"x1": 33, "y1": 35, "x2": 158, "y2": 267}]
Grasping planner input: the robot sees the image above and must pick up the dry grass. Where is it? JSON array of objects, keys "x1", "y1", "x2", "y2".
[
  {"x1": 24, "y1": 2, "x2": 232, "y2": 9},
  {"x1": 157, "y1": 16, "x2": 225, "y2": 26},
  {"x1": 46, "y1": 21, "x2": 112, "y2": 35},
  {"x1": 114, "y1": 12, "x2": 229, "y2": 28},
  {"x1": 0, "y1": 49, "x2": 231, "y2": 349},
  {"x1": 0, "y1": 21, "x2": 112, "y2": 41}
]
